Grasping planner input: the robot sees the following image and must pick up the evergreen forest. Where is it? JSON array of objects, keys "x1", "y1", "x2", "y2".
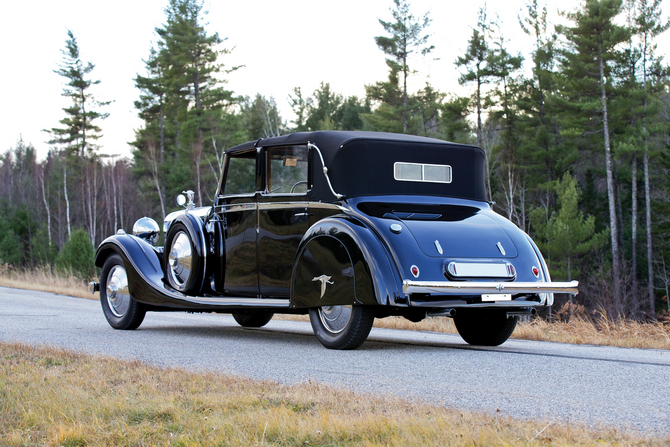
[{"x1": 1, "y1": 0, "x2": 669, "y2": 320}]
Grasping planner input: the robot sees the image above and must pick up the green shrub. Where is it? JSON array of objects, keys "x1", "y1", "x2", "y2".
[{"x1": 55, "y1": 230, "x2": 95, "y2": 280}]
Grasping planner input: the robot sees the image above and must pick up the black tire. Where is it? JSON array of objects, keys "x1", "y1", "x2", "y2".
[
  {"x1": 100, "y1": 254, "x2": 146, "y2": 330},
  {"x1": 232, "y1": 311, "x2": 274, "y2": 328},
  {"x1": 164, "y1": 222, "x2": 204, "y2": 294},
  {"x1": 454, "y1": 310, "x2": 517, "y2": 346},
  {"x1": 309, "y1": 305, "x2": 374, "y2": 350}
]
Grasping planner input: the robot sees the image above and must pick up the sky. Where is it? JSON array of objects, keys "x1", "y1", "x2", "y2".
[{"x1": 1, "y1": 0, "x2": 669, "y2": 161}]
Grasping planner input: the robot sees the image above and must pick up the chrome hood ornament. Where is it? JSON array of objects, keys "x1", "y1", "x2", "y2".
[{"x1": 312, "y1": 275, "x2": 334, "y2": 299}]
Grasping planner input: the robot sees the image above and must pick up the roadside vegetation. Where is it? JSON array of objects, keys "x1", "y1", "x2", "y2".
[
  {"x1": 1, "y1": 341, "x2": 665, "y2": 446},
  {"x1": 2, "y1": 267, "x2": 669, "y2": 351}
]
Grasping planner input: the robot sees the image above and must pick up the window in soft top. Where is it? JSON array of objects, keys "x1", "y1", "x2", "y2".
[
  {"x1": 394, "y1": 162, "x2": 452, "y2": 184},
  {"x1": 224, "y1": 150, "x2": 256, "y2": 195},
  {"x1": 266, "y1": 145, "x2": 308, "y2": 194}
]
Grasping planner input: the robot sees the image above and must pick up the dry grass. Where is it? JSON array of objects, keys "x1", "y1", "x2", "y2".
[
  {"x1": 0, "y1": 341, "x2": 663, "y2": 446},
  {"x1": 513, "y1": 315, "x2": 670, "y2": 350},
  {"x1": 2, "y1": 265, "x2": 669, "y2": 350},
  {"x1": 0, "y1": 264, "x2": 93, "y2": 300}
]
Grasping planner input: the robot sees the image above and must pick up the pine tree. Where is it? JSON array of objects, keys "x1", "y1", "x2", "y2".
[
  {"x1": 557, "y1": 0, "x2": 630, "y2": 314},
  {"x1": 632, "y1": 0, "x2": 670, "y2": 318},
  {"x1": 304, "y1": 83, "x2": 342, "y2": 131},
  {"x1": 532, "y1": 173, "x2": 609, "y2": 319},
  {"x1": 46, "y1": 30, "x2": 109, "y2": 159},
  {"x1": 456, "y1": 6, "x2": 495, "y2": 148},
  {"x1": 134, "y1": 0, "x2": 238, "y2": 210},
  {"x1": 374, "y1": 0, "x2": 433, "y2": 133},
  {"x1": 517, "y1": 0, "x2": 563, "y2": 194},
  {"x1": 45, "y1": 30, "x2": 108, "y2": 245},
  {"x1": 365, "y1": 62, "x2": 405, "y2": 133},
  {"x1": 135, "y1": 47, "x2": 168, "y2": 218}
]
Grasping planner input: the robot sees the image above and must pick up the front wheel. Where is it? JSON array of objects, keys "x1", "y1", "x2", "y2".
[
  {"x1": 309, "y1": 305, "x2": 374, "y2": 350},
  {"x1": 100, "y1": 254, "x2": 146, "y2": 330},
  {"x1": 454, "y1": 310, "x2": 517, "y2": 346}
]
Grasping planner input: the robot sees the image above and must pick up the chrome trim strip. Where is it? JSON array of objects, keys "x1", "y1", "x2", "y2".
[
  {"x1": 258, "y1": 202, "x2": 309, "y2": 210},
  {"x1": 410, "y1": 300, "x2": 545, "y2": 309},
  {"x1": 221, "y1": 203, "x2": 257, "y2": 212},
  {"x1": 181, "y1": 297, "x2": 290, "y2": 307},
  {"x1": 307, "y1": 202, "x2": 347, "y2": 211},
  {"x1": 219, "y1": 201, "x2": 345, "y2": 213},
  {"x1": 307, "y1": 141, "x2": 344, "y2": 199},
  {"x1": 402, "y1": 280, "x2": 579, "y2": 296}
]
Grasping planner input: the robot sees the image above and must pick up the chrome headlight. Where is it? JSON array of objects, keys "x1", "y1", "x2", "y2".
[{"x1": 132, "y1": 217, "x2": 160, "y2": 245}]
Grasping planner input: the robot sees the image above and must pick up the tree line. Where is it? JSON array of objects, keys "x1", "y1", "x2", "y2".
[{"x1": 0, "y1": 0, "x2": 668, "y2": 319}]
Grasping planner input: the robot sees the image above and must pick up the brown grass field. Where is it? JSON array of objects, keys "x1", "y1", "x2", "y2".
[
  {"x1": 1, "y1": 342, "x2": 666, "y2": 446},
  {"x1": 1, "y1": 265, "x2": 669, "y2": 350}
]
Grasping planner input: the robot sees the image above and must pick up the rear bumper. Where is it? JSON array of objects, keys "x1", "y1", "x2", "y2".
[{"x1": 402, "y1": 280, "x2": 579, "y2": 296}]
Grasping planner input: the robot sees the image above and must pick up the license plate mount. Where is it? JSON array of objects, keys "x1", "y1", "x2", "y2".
[{"x1": 481, "y1": 294, "x2": 512, "y2": 302}]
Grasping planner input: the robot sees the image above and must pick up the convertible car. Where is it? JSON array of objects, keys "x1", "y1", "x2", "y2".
[{"x1": 91, "y1": 131, "x2": 578, "y2": 349}]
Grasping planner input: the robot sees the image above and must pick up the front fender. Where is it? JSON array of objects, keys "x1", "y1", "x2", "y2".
[
  {"x1": 95, "y1": 234, "x2": 209, "y2": 309},
  {"x1": 290, "y1": 216, "x2": 404, "y2": 308}
]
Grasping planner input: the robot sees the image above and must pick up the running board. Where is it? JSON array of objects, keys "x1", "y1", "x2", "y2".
[{"x1": 178, "y1": 296, "x2": 291, "y2": 308}]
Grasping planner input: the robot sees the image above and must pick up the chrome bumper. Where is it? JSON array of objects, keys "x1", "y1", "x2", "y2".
[
  {"x1": 402, "y1": 280, "x2": 579, "y2": 296},
  {"x1": 89, "y1": 281, "x2": 100, "y2": 294}
]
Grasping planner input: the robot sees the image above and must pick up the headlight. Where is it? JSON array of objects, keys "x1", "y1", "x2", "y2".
[{"x1": 133, "y1": 217, "x2": 160, "y2": 245}]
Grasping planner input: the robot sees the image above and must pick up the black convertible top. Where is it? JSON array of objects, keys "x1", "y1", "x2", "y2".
[
  {"x1": 224, "y1": 131, "x2": 486, "y2": 202},
  {"x1": 225, "y1": 131, "x2": 458, "y2": 154}
]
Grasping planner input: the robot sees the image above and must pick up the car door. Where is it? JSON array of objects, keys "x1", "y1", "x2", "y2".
[
  {"x1": 220, "y1": 148, "x2": 260, "y2": 297},
  {"x1": 257, "y1": 145, "x2": 311, "y2": 298}
]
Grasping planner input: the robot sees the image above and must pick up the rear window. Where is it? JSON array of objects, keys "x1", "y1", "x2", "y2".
[{"x1": 394, "y1": 162, "x2": 452, "y2": 184}]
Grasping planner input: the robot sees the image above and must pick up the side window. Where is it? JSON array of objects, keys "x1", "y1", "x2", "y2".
[
  {"x1": 224, "y1": 150, "x2": 256, "y2": 195},
  {"x1": 266, "y1": 145, "x2": 309, "y2": 194}
]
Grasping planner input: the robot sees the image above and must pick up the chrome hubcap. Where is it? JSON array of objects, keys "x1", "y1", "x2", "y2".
[
  {"x1": 319, "y1": 305, "x2": 352, "y2": 334},
  {"x1": 106, "y1": 265, "x2": 130, "y2": 317},
  {"x1": 168, "y1": 231, "x2": 192, "y2": 287}
]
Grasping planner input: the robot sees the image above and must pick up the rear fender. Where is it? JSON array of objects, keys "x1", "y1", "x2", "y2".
[{"x1": 290, "y1": 216, "x2": 403, "y2": 308}]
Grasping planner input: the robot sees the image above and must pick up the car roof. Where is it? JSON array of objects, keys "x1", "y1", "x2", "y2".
[{"x1": 224, "y1": 131, "x2": 470, "y2": 155}]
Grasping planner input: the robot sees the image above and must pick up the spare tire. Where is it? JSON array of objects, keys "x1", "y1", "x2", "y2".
[{"x1": 164, "y1": 221, "x2": 205, "y2": 294}]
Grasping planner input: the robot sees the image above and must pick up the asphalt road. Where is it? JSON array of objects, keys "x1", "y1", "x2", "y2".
[{"x1": 1, "y1": 286, "x2": 669, "y2": 435}]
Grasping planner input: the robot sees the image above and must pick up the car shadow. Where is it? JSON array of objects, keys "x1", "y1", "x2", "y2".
[{"x1": 132, "y1": 319, "x2": 481, "y2": 353}]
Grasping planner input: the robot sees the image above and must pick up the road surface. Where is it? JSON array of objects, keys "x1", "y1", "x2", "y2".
[{"x1": 1, "y1": 286, "x2": 669, "y2": 435}]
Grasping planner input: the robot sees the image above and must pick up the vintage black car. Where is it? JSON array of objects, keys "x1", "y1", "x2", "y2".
[{"x1": 91, "y1": 131, "x2": 578, "y2": 349}]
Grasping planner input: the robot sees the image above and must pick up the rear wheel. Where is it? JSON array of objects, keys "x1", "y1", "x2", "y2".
[
  {"x1": 100, "y1": 254, "x2": 146, "y2": 330},
  {"x1": 309, "y1": 305, "x2": 374, "y2": 350},
  {"x1": 454, "y1": 310, "x2": 517, "y2": 346},
  {"x1": 232, "y1": 311, "x2": 274, "y2": 328}
]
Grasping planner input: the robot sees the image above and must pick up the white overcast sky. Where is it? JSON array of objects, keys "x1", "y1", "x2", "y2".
[{"x1": 1, "y1": 0, "x2": 668, "y2": 160}]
